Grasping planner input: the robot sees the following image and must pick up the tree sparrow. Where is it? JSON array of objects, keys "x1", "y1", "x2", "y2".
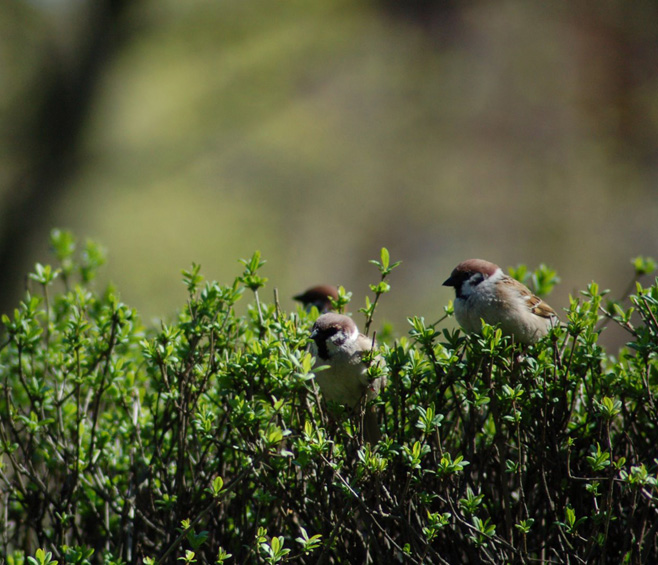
[
  {"x1": 443, "y1": 259, "x2": 559, "y2": 344},
  {"x1": 309, "y1": 313, "x2": 385, "y2": 442},
  {"x1": 293, "y1": 285, "x2": 339, "y2": 313}
]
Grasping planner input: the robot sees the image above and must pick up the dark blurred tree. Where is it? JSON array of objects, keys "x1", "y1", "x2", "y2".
[
  {"x1": 0, "y1": 0, "x2": 657, "y2": 328},
  {"x1": 0, "y1": 0, "x2": 131, "y2": 315},
  {"x1": 572, "y1": 1, "x2": 658, "y2": 165},
  {"x1": 378, "y1": 0, "x2": 463, "y2": 37}
]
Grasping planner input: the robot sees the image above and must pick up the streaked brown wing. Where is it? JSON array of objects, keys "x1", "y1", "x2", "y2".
[
  {"x1": 503, "y1": 276, "x2": 558, "y2": 320},
  {"x1": 530, "y1": 298, "x2": 558, "y2": 320}
]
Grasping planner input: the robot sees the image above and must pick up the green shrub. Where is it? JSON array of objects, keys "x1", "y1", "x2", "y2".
[{"x1": 1, "y1": 232, "x2": 657, "y2": 564}]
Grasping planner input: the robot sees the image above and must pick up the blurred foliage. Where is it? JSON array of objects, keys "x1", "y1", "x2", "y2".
[
  {"x1": 1, "y1": 0, "x2": 657, "y2": 338},
  {"x1": 2, "y1": 232, "x2": 658, "y2": 563}
]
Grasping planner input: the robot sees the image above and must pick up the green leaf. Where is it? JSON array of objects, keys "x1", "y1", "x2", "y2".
[
  {"x1": 632, "y1": 256, "x2": 656, "y2": 276},
  {"x1": 380, "y1": 247, "x2": 390, "y2": 270}
]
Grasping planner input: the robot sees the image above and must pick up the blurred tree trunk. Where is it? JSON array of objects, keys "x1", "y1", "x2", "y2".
[
  {"x1": 0, "y1": 0, "x2": 131, "y2": 315},
  {"x1": 378, "y1": 0, "x2": 462, "y2": 37}
]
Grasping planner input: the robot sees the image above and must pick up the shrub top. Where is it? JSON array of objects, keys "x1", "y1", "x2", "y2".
[{"x1": 1, "y1": 232, "x2": 657, "y2": 565}]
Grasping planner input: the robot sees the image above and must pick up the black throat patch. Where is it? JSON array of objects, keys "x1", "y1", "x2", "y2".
[
  {"x1": 313, "y1": 326, "x2": 340, "y2": 360},
  {"x1": 315, "y1": 337, "x2": 330, "y2": 360}
]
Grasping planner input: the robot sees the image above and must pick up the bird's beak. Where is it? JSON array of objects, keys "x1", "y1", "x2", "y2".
[
  {"x1": 310, "y1": 328, "x2": 319, "y2": 340},
  {"x1": 292, "y1": 293, "x2": 303, "y2": 301},
  {"x1": 442, "y1": 276, "x2": 456, "y2": 287}
]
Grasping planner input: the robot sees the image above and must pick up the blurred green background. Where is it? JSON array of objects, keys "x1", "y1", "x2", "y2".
[{"x1": 2, "y1": 0, "x2": 657, "y2": 341}]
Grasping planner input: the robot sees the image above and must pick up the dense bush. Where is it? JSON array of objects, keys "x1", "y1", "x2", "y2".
[{"x1": 1, "y1": 232, "x2": 657, "y2": 564}]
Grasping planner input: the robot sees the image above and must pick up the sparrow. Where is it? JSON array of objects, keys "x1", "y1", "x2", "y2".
[
  {"x1": 309, "y1": 313, "x2": 385, "y2": 442},
  {"x1": 293, "y1": 285, "x2": 340, "y2": 313},
  {"x1": 443, "y1": 259, "x2": 559, "y2": 344}
]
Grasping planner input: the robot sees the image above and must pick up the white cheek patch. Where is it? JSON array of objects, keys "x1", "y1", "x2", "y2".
[
  {"x1": 329, "y1": 331, "x2": 346, "y2": 349},
  {"x1": 329, "y1": 326, "x2": 357, "y2": 348},
  {"x1": 462, "y1": 275, "x2": 485, "y2": 298},
  {"x1": 462, "y1": 279, "x2": 476, "y2": 297}
]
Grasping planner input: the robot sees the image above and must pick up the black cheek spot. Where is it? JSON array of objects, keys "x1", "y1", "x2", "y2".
[
  {"x1": 333, "y1": 333, "x2": 347, "y2": 347},
  {"x1": 470, "y1": 272, "x2": 485, "y2": 286}
]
